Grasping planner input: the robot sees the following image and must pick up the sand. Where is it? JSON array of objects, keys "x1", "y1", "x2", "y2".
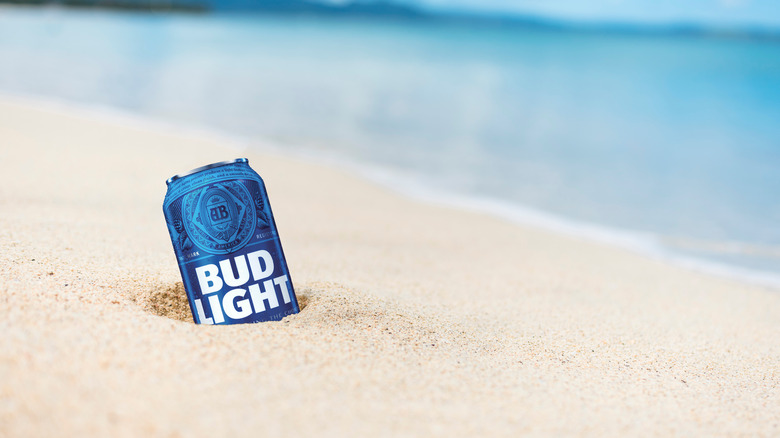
[{"x1": 0, "y1": 97, "x2": 778, "y2": 437}]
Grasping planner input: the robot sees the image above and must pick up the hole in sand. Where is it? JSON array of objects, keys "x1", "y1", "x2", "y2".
[
  {"x1": 136, "y1": 283, "x2": 313, "y2": 322},
  {"x1": 135, "y1": 282, "x2": 193, "y2": 323},
  {"x1": 296, "y1": 292, "x2": 310, "y2": 311}
]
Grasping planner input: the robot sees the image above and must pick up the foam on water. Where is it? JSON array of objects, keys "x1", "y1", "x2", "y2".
[{"x1": 343, "y1": 156, "x2": 780, "y2": 290}]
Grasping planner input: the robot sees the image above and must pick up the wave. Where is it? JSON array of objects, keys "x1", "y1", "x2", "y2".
[
  {"x1": 4, "y1": 90, "x2": 779, "y2": 291},
  {"x1": 341, "y1": 160, "x2": 780, "y2": 290}
]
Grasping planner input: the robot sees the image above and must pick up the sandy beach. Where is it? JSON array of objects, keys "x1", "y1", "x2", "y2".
[{"x1": 0, "y1": 97, "x2": 778, "y2": 437}]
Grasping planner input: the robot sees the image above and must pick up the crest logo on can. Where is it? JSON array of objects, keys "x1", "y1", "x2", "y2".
[{"x1": 183, "y1": 181, "x2": 256, "y2": 255}]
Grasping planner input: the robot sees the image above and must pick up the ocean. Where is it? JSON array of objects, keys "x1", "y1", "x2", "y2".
[{"x1": 1, "y1": 7, "x2": 779, "y2": 286}]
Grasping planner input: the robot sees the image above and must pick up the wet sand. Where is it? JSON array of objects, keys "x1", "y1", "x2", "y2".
[{"x1": 0, "y1": 98, "x2": 778, "y2": 437}]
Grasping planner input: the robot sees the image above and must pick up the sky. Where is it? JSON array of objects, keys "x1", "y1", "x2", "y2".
[{"x1": 415, "y1": 0, "x2": 780, "y2": 28}]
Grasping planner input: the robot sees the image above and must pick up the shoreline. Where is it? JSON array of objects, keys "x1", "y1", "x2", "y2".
[
  {"x1": 3, "y1": 90, "x2": 778, "y2": 291},
  {"x1": 1, "y1": 96, "x2": 779, "y2": 436}
]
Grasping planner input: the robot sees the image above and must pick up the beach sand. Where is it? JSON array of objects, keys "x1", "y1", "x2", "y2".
[{"x1": 0, "y1": 98, "x2": 778, "y2": 437}]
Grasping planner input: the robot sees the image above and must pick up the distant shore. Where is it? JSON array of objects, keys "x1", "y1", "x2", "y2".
[
  {"x1": 1, "y1": 97, "x2": 778, "y2": 436},
  {"x1": 1, "y1": 2, "x2": 778, "y2": 42},
  {"x1": 0, "y1": 0, "x2": 207, "y2": 12}
]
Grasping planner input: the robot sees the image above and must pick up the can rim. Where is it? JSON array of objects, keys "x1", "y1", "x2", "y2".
[{"x1": 166, "y1": 158, "x2": 249, "y2": 186}]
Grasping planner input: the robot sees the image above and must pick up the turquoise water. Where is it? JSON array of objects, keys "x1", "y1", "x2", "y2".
[{"x1": 2, "y1": 8, "x2": 779, "y2": 284}]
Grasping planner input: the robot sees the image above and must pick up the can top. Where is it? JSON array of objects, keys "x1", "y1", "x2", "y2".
[{"x1": 166, "y1": 158, "x2": 249, "y2": 186}]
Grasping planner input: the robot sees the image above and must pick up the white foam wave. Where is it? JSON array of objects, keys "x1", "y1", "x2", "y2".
[{"x1": 331, "y1": 160, "x2": 780, "y2": 289}]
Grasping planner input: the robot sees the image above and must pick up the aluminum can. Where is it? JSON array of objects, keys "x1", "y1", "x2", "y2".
[{"x1": 163, "y1": 158, "x2": 299, "y2": 324}]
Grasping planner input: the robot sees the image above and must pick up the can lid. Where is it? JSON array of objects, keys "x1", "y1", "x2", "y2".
[{"x1": 166, "y1": 158, "x2": 249, "y2": 186}]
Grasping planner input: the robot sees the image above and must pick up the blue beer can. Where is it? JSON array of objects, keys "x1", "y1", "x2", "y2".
[{"x1": 163, "y1": 158, "x2": 299, "y2": 324}]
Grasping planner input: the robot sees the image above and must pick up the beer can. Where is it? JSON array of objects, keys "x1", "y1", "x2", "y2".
[{"x1": 162, "y1": 158, "x2": 299, "y2": 324}]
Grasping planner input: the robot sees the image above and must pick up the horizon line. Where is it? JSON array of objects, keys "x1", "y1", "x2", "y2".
[{"x1": 2, "y1": 0, "x2": 780, "y2": 40}]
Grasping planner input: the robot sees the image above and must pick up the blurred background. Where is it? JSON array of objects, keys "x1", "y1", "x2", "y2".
[{"x1": 1, "y1": 0, "x2": 779, "y2": 284}]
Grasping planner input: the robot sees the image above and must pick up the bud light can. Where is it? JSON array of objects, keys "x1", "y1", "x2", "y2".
[{"x1": 163, "y1": 158, "x2": 299, "y2": 324}]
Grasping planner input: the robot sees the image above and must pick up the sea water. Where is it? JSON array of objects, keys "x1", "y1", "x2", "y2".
[{"x1": 1, "y1": 8, "x2": 779, "y2": 285}]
